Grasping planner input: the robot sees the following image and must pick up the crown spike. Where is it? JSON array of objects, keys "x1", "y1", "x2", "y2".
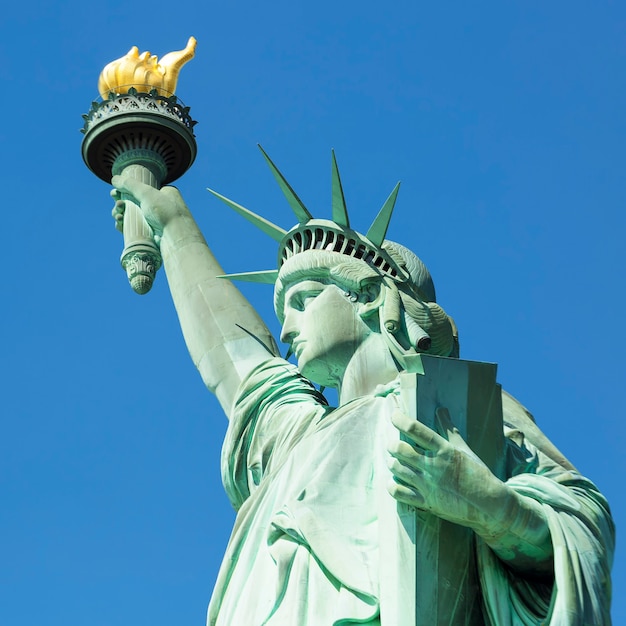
[
  {"x1": 217, "y1": 270, "x2": 279, "y2": 284},
  {"x1": 366, "y1": 182, "x2": 401, "y2": 247},
  {"x1": 331, "y1": 150, "x2": 349, "y2": 227},
  {"x1": 258, "y1": 145, "x2": 313, "y2": 224},
  {"x1": 207, "y1": 188, "x2": 287, "y2": 242}
]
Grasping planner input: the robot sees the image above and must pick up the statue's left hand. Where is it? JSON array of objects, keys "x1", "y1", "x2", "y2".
[
  {"x1": 388, "y1": 407, "x2": 554, "y2": 572},
  {"x1": 387, "y1": 408, "x2": 509, "y2": 534}
]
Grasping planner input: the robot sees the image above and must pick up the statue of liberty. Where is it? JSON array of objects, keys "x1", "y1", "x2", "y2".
[{"x1": 111, "y1": 147, "x2": 614, "y2": 625}]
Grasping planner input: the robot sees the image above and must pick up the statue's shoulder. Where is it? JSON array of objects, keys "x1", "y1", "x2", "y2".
[
  {"x1": 502, "y1": 390, "x2": 536, "y2": 427},
  {"x1": 501, "y1": 389, "x2": 577, "y2": 472}
]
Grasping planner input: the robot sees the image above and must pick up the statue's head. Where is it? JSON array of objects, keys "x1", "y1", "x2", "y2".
[{"x1": 212, "y1": 148, "x2": 459, "y2": 377}]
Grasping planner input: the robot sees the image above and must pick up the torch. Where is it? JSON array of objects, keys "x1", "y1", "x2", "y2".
[{"x1": 81, "y1": 37, "x2": 198, "y2": 294}]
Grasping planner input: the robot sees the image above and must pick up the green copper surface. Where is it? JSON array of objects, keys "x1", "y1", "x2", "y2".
[
  {"x1": 206, "y1": 187, "x2": 287, "y2": 242},
  {"x1": 258, "y1": 144, "x2": 313, "y2": 223},
  {"x1": 217, "y1": 269, "x2": 279, "y2": 284},
  {"x1": 366, "y1": 181, "x2": 400, "y2": 247},
  {"x1": 331, "y1": 150, "x2": 350, "y2": 227}
]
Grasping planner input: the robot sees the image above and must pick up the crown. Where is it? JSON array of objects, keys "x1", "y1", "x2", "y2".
[{"x1": 209, "y1": 146, "x2": 410, "y2": 285}]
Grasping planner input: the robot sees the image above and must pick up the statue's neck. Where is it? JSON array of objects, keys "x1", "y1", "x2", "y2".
[{"x1": 337, "y1": 333, "x2": 400, "y2": 404}]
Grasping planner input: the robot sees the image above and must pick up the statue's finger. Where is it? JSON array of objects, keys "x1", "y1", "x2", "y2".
[
  {"x1": 387, "y1": 479, "x2": 425, "y2": 509},
  {"x1": 387, "y1": 454, "x2": 424, "y2": 489},
  {"x1": 111, "y1": 199, "x2": 125, "y2": 216},
  {"x1": 435, "y1": 407, "x2": 474, "y2": 454},
  {"x1": 391, "y1": 410, "x2": 442, "y2": 451},
  {"x1": 111, "y1": 199, "x2": 125, "y2": 232},
  {"x1": 388, "y1": 439, "x2": 423, "y2": 463},
  {"x1": 111, "y1": 174, "x2": 161, "y2": 206}
]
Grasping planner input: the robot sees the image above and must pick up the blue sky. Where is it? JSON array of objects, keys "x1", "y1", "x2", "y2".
[{"x1": 1, "y1": 1, "x2": 624, "y2": 623}]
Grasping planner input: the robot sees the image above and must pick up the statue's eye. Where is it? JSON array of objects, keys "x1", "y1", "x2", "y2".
[
  {"x1": 294, "y1": 291, "x2": 320, "y2": 311},
  {"x1": 301, "y1": 295, "x2": 317, "y2": 309}
]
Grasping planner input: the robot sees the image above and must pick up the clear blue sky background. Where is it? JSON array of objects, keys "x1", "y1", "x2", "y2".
[{"x1": 0, "y1": 2, "x2": 623, "y2": 624}]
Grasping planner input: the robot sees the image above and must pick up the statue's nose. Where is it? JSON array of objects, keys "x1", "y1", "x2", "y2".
[{"x1": 280, "y1": 310, "x2": 299, "y2": 345}]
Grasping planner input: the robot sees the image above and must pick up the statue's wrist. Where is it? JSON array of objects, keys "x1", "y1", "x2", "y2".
[
  {"x1": 473, "y1": 489, "x2": 552, "y2": 570},
  {"x1": 476, "y1": 492, "x2": 529, "y2": 541},
  {"x1": 468, "y1": 484, "x2": 532, "y2": 542}
]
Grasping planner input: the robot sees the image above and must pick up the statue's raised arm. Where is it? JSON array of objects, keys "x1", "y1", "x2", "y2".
[{"x1": 111, "y1": 174, "x2": 279, "y2": 415}]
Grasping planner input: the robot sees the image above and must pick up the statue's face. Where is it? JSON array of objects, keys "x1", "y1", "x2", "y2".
[{"x1": 280, "y1": 280, "x2": 372, "y2": 387}]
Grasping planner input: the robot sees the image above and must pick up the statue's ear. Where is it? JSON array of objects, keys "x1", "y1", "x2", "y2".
[{"x1": 357, "y1": 282, "x2": 386, "y2": 320}]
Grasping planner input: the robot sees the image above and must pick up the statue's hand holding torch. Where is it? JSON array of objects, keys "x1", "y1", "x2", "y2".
[
  {"x1": 81, "y1": 38, "x2": 197, "y2": 294},
  {"x1": 111, "y1": 176, "x2": 190, "y2": 243}
]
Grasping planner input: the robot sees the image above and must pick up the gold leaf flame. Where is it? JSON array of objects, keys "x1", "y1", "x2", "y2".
[{"x1": 98, "y1": 36, "x2": 197, "y2": 98}]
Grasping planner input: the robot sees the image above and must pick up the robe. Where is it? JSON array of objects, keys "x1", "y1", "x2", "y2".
[{"x1": 207, "y1": 357, "x2": 614, "y2": 625}]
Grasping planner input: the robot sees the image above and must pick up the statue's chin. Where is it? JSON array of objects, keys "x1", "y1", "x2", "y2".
[{"x1": 298, "y1": 357, "x2": 341, "y2": 390}]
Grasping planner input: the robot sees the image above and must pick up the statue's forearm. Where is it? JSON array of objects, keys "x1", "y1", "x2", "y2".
[
  {"x1": 475, "y1": 488, "x2": 553, "y2": 576},
  {"x1": 159, "y1": 211, "x2": 278, "y2": 415}
]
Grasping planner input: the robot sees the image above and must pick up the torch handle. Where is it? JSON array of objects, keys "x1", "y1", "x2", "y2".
[{"x1": 119, "y1": 164, "x2": 163, "y2": 295}]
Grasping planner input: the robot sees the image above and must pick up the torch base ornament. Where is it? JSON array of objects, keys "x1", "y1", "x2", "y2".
[{"x1": 121, "y1": 242, "x2": 162, "y2": 295}]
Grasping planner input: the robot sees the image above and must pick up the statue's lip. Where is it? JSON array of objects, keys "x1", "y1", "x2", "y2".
[{"x1": 291, "y1": 341, "x2": 305, "y2": 358}]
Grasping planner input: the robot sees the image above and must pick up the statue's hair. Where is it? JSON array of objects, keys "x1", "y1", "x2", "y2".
[{"x1": 274, "y1": 242, "x2": 459, "y2": 359}]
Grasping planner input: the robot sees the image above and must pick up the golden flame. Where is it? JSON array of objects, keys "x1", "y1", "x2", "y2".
[{"x1": 98, "y1": 37, "x2": 197, "y2": 98}]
